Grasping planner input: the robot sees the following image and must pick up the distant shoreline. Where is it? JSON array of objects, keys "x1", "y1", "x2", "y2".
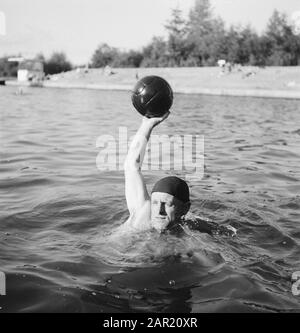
[{"x1": 5, "y1": 66, "x2": 300, "y2": 99}]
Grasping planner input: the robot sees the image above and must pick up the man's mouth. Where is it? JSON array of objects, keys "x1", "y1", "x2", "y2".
[{"x1": 154, "y1": 216, "x2": 167, "y2": 221}]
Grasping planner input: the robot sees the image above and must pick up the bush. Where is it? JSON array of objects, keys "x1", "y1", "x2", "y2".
[
  {"x1": 0, "y1": 57, "x2": 18, "y2": 77},
  {"x1": 44, "y1": 52, "x2": 72, "y2": 75}
]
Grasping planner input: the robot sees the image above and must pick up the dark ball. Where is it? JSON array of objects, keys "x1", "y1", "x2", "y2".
[{"x1": 131, "y1": 76, "x2": 173, "y2": 118}]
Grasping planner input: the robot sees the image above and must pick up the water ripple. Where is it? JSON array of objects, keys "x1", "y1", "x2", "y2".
[{"x1": 1, "y1": 86, "x2": 300, "y2": 312}]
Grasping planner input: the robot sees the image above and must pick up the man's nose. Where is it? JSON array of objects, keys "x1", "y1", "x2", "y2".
[{"x1": 159, "y1": 202, "x2": 166, "y2": 215}]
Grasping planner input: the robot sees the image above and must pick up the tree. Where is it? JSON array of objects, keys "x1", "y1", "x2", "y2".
[
  {"x1": 141, "y1": 37, "x2": 169, "y2": 67},
  {"x1": 44, "y1": 52, "x2": 72, "y2": 75},
  {"x1": 238, "y1": 26, "x2": 260, "y2": 65},
  {"x1": 186, "y1": 0, "x2": 226, "y2": 66},
  {"x1": 0, "y1": 56, "x2": 18, "y2": 77},
  {"x1": 91, "y1": 43, "x2": 119, "y2": 68},
  {"x1": 165, "y1": 7, "x2": 188, "y2": 66},
  {"x1": 264, "y1": 10, "x2": 300, "y2": 65},
  {"x1": 223, "y1": 25, "x2": 261, "y2": 65},
  {"x1": 34, "y1": 53, "x2": 46, "y2": 63},
  {"x1": 118, "y1": 50, "x2": 143, "y2": 67},
  {"x1": 223, "y1": 26, "x2": 240, "y2": 64}
]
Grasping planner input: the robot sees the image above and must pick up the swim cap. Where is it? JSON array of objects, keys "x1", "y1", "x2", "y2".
[{"x1": 151, "y1": 176, "x2": 190, "y2": 203}]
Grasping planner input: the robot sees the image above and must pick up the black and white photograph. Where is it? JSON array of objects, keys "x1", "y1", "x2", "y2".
[{"x1": 0, "y1": 0, "x2": 300, "y2": 317}]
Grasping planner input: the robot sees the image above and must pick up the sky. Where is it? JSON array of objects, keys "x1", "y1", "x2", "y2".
[{"x1": 0, "y1": 0, "x2": 299, "y2": 65}]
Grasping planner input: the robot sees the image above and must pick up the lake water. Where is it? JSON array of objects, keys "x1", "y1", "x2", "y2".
[{"x1": 0, "y1": 85, "x2": 299, "y2": 313}]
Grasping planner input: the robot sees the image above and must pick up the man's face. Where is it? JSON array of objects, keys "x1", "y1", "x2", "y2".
[{"x1": 150, "y1": 192, "x2": 189, "y2": 232}]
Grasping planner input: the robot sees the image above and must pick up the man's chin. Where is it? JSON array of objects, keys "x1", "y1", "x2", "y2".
[{"x1": 152, "y1": 219, "x2": 169, "y2": 232}]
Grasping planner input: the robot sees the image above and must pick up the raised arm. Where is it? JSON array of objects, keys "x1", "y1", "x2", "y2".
[{"x1": 124, "y1": 113, "x2": 169, "y2": 216}]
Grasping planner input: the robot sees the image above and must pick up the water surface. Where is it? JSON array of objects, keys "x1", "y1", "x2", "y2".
[{"x1": 0, "y1": 86, "x2": 300, "y2": 312}]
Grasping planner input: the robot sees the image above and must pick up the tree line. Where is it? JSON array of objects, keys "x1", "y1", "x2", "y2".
[
  {"x1": 91, "y1": 0, "x2": 300, "y2": 68},
  {"x1": 1, "y1": 0, "x2": 300, "y2": 77}
]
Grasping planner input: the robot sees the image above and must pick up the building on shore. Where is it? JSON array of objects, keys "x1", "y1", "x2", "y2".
[
  {"x1": 17, "y1": 59, "x2": 44, "y2": 83},
  {"x1": 7, "y1": 57, "x2": 44, "y2": 85}
]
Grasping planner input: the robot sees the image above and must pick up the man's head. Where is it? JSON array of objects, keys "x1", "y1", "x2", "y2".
[{"x1": 150, "y1": 176, "x2": 190, "y2": 232}]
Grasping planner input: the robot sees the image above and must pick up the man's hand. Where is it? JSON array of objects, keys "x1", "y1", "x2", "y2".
[{"x1": 142, "y1": 111, "x2": 170, "y2": 129}]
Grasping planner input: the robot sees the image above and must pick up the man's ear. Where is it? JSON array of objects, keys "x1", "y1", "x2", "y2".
[{"x1": 182, "y1": 201, "x2": 191, "y2": 215}]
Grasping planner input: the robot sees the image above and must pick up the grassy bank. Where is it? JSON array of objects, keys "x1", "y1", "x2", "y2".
[{"x1": 7, "y1": 66, "x2": 300, "y2": 99}]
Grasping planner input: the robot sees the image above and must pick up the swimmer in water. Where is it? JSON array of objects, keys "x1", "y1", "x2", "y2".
[{"x1": 121, "y1": 112, "x2": 236, "y2": 237}]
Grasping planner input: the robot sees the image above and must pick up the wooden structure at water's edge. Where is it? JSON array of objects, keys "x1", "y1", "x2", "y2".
[{"x1": 7, "y1": 57, "x2": 44, "y2": 87}]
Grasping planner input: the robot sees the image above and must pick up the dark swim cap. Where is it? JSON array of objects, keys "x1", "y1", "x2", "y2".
[{"x1": 151, "y1": 176, "x2": 190, "y2": 203}]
